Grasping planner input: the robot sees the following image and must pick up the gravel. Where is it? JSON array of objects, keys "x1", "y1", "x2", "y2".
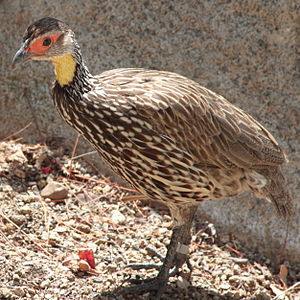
[{"x1": 0, "y1": 141, "x2": 299, "y2": 299}]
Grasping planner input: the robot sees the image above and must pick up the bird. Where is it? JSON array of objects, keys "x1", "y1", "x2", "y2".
[{"x1": 12, "y1": 17, "x2": 292, "y2": 299}]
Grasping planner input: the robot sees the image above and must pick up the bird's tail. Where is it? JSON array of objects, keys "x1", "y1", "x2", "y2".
[{"x1": 252, "y1": 167, "x2": 293, "y2": 218}]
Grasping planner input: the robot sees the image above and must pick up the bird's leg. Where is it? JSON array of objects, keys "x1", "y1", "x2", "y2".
[
  {"x1": 172, "y1": 206, "x2": 197, "y2": 277},
  {"x1": 119, "y1": 205, "x2": 198, "y2": 299}
]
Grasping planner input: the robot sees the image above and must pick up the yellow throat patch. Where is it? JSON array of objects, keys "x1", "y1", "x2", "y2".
[{"x1": 51, "y1": 54, "x2": 76, "y2": 86}]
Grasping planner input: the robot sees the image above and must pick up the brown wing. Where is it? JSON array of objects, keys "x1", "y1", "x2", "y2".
[{"x1": 93, "y1": 68, "x2": 287, "y2": 170}]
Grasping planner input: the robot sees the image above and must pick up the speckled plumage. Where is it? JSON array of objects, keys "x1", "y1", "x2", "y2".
[
  {"x1": 15, "y1": 17, "x2": 292, "y2": 222},
  {"x1": 14, "y1": 17, "x2": 293, "y2": 298},
  {"x1": 53, "y1": 62, "x2": 292, "y2": 222}
]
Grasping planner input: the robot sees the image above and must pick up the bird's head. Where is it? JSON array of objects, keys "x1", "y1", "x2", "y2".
[
  {"x1": 12, "y1": 17, "x2": 75, "y2": 65},
  {"x1": 13, "y1": 17, "x2": 82, "y2": 86}
]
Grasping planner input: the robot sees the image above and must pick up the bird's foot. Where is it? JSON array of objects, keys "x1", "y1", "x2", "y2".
[
  {"x1": 120, "y1": 246, "x2": 192, "y2": 299},
  {"x1": 118, "y1": 271, "x2": 173, "y2": 300},
  {"x1": 126, "y1": 266, "x2": 178, "y2": 284},
  {"x1": 125, "y1": 262, "x2": 162, "y2": 271},
  {"x1": 124, "y1": 246, "x2": 165, "y2": 271},
  {"x1": 118, "y1": 206, "x2": 198, "y2": 299}
]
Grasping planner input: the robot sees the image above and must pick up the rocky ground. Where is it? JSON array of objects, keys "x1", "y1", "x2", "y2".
[{"x1": 0, "y1": 140, "x2": 299, "y2": 300}]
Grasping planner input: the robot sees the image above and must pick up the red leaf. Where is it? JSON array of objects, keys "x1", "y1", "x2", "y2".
[
  {"x1": 41, "y1": 167, "x2": 53, "y2": 174},
  {"x1": 78, "y1": 249, "x2": 96, "y2": 269}
]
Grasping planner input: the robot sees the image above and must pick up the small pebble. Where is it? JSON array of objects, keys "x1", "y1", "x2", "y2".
[
  {"x1": 233, "y1": 264, "x2": 240, "y2": 274},
  {"x1": 10, "y1": 214, "x2": 27, "y2": 226},
  {"x1": 41, "y1": 181, "x2": 68, "y2": 200},
  {"x1": 55, "y1": 226, "x2": 68, "y2": 233},
  {"x1": 230, "y1": 257, "x2": 249, "y2": 264},
  {"x1": 0, "y1": 287, "x2": 11, "y2": 298},
  {"x1": 220, "y1": 283, "x2": 231, "y2": 290},
  {"x1": 12, "y1": 287, "x2": 26, "y2": 297},
  {"x1": 27, "y1": 288, "x2": 36, "y2": 295},
  {"x1": 111, "y1": 210, "x2": 126, "y2": 225},
  {"x1": 22, "y1": 194, "x2": 39, "y2": 203},
  {"x1": 40, "y1": 280, "x2": 50, "y2": 289},
  {"x1": 76, "y1": 223, "x2": 91, "y2": 234},
  {"x1": 18, "y1": 205, "x2": 32, "y2": 215},
  {"x1": 157, "y1": 227, "x2": 168, "y2": 234},
  {"x1": 72, "y1": 232, "x2": 82, "y2": 241},
  {"x1": 41, "y1": 231, "x2": 61, "y2": 245}
]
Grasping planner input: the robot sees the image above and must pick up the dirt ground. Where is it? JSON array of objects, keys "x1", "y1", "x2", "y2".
[{"x1": 0, "y1": 140, "x2": 299, "y2": 300}]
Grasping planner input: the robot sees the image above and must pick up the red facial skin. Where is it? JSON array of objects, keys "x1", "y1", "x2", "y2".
[{"x1": 25, "y1": 34, "x2": 62, "y2": 55}]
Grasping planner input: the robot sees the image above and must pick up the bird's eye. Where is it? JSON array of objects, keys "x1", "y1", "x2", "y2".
[{"x1": 42, "y1": 37, "x2": 52, "y2": 47}]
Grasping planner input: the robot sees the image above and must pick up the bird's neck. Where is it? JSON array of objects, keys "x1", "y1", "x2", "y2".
[
  {"x1": 52, "y1": 54, "x2": 77, "y2": 86},
  {"x1": 51, "y1": 46, "x2": 92, "y2": 92}
]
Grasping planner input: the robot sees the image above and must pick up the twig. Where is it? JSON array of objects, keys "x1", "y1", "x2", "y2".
[
  {"x1": 71, "y1": 133, "x2": 81, "y2": 160},
  {"x1": 0, "y1": 229, "x2": 26, "y2": 257},
  {"x1": 122, "y1": 194, "x2": 149, "y2": 202},
  {"x1": 81, "y1": 156, "x2": 103, "y2": 174},
  {"x1": 192, "y1": 241, "x2": 205, "y2": 249},
  {"x1": 38, "y1": 196, "x2": 51, "y2": 241},
  {"x1": 37, "y1": 194, "x2": 95, "y2": 238},
  {"x1": 271, "y1": 281, "x2": 300, "y2": 300},
  {"x1": 225, "y1": 244, "x2": 243, "y2": 257},
  {"x1": 132, "y1": 199, "x2": 147, "y2": 217},
  {"x1": 0, "y1": 209, "x2": 53, "y2": 257},
  {"x1": 7, "y1": 137, "x2": 23, "y2": 144},
  {"x1": 71, "y1": 150, "x2": 97, "y2": 160},
  {"x1": 0, "y1": 122, "x2": 32, "y2": 142}
]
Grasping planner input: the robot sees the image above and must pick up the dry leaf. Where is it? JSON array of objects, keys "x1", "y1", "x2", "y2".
[
  {"x1": 78, "y1": 249, "x2": 96, "y2": 269},
  {"x1": 78, "y1": 260, "x2": 91, "y2": 272}
]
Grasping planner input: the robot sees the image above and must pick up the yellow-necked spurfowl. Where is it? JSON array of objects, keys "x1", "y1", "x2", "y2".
[{"x1": 13, "y1": 17, "x2": 292, "y2": 299}]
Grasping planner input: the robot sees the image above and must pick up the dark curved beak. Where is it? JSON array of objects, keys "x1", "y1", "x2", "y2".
[{"x1": 12, "y1": 41, "x2": 35, "y2": 66}]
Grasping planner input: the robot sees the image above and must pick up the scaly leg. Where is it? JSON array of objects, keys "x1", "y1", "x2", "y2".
[{"x1": 119, "y1": 205, "x2": 198, "y2": 300}]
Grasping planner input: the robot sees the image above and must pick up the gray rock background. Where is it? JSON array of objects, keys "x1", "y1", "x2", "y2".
[{"x1": 1, "y1": 1, "x2": 299, "y2": 266}]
